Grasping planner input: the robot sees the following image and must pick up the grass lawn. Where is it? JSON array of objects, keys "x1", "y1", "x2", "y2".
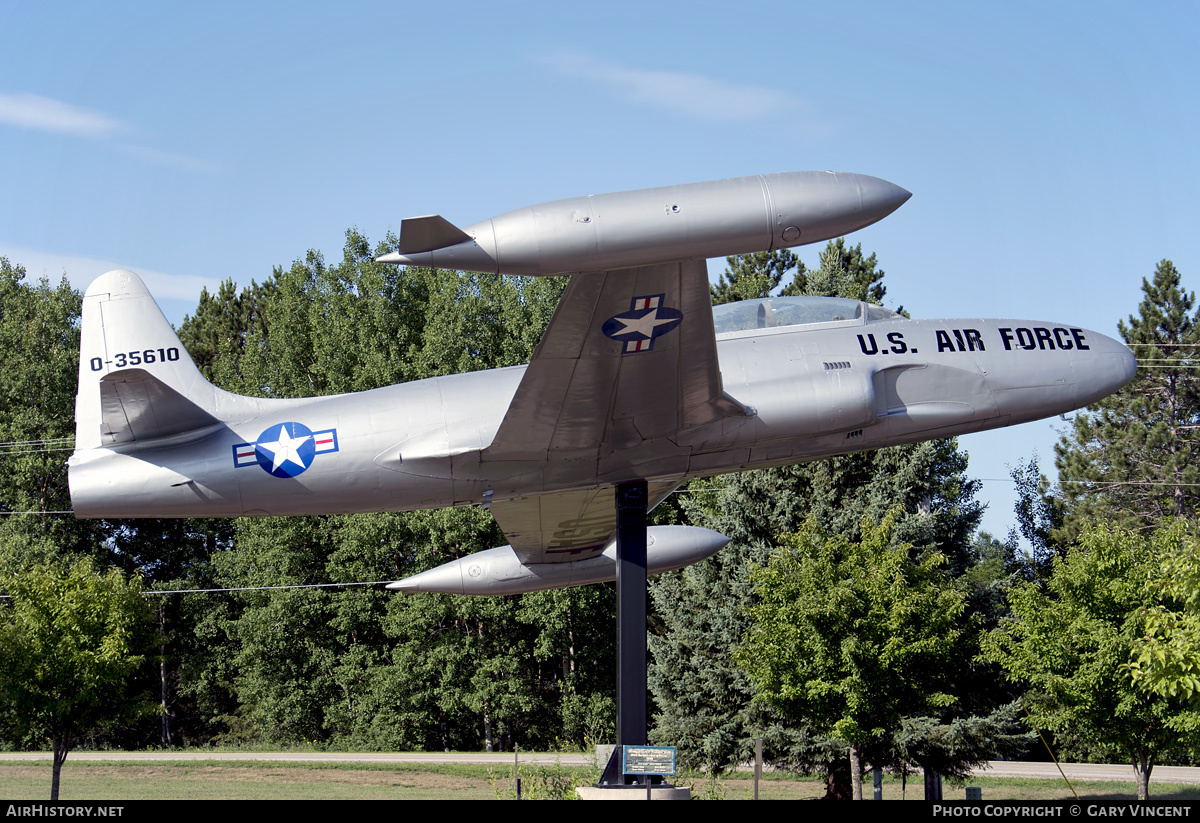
[{"x1": 1, "y1": 760, "x2": 1198, "y2": 800}]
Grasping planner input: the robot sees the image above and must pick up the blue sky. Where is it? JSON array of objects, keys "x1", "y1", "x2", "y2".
[{"x1": 2, "y1": 0, "x2": 1197, "y2": 541}]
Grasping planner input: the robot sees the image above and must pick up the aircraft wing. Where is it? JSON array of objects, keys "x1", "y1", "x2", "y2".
[
  {"x1": 481, "y1": 257, "x2": 748, "y2": 564},
  {"x1": 489, "y1": 480, "x2": 681, "y2": 564},
  {"x1": 482, "y1": 259, "x2": 747, "y2": 464}
]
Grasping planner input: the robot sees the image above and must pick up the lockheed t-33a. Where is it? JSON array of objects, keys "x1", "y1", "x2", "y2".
[{"x1": 68, "y1": 171, "x2": 1136, "y2": 594}]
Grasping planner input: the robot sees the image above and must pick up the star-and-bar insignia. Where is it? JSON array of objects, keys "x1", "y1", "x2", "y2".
[
  {"x1": 232, "y1": 422, "x2": 339, "y2": 478},
  {"x1": 601, "y1": 294, "x2": 684, "y2": 353}
]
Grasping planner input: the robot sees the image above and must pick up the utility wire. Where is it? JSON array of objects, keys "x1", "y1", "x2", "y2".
[
  {"x1": 143, "y1": 580, "x2": 394, "y2": 595},
  {"x1": 0, "y1": 579, "x2": 398, "y2": 600}
]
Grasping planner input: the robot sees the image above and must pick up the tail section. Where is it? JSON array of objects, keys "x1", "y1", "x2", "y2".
[{"x1": 75, "y1": 270, "x2": 240, "y2": 450}]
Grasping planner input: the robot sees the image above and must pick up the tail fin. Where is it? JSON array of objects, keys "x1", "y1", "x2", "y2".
[{"x1": 75, "y1": 270, "x2": 237, "y2": 450}]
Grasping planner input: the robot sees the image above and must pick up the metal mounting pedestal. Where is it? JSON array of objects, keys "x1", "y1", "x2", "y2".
[{"x1": 597, "y1": 480, "x2": 652, "y2": 787}]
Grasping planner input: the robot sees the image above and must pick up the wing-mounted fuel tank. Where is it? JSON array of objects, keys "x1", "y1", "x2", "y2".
[
  {"x1": 388, "y1": 525, "x2": 729, "y2": 596},
  {"x1": 377, "y1": 172, "x2": 911, "y2": 276}
]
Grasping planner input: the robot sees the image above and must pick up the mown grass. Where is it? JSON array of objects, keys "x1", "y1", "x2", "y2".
[{"x1": 1, "y1": 759, "x2": 1198, "y2": 800}]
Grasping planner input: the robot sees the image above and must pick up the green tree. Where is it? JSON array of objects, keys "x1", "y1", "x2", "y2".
[
  {"x1": 709, "y1": 239, "x2": 889, "y2": 307},
  {"x1": 651, "y1": 244, "x2": 977, "y2": 787},
  {"x1": 739, "y1": 513, "x2": 967, "y2": 800},
  {"x1": 178, "y1": 277, "x2": 275, "y2": 384},
  {"x1": 999, "y1": 457, "x2": 1067, "y2": 582},
  {"x1": 0, "y1": 260, "x2": 102, "y2": 572},
  {"x1": 1126, "y1": 521, "x2": 1200, "y2": 704},
  {"x1": 710, "y1": 249, "x2": 802, "y2": 303},
  {"x1": 985, "y1": 522, "x2": 1200, "y2": 800},
  {"x1": 183, "y1": 231, "x2": 593, "y2": 750},
  {"x1": 0, "y1": 558, "x2": 153, "y2": 799},
  {"x1": 648, "y1": 515, "x2": 777, "y2": 775},
  {"x1": 789, "y1": 238, "x2": 889, "y2": 306},
  {"x1": 1056, "y1": 261, "x2": 1200, "y2": 538}
]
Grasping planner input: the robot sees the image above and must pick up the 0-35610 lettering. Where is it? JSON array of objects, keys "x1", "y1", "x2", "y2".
[{"x1": 90, "y1": 347, "x2": 180, "y2": 371}]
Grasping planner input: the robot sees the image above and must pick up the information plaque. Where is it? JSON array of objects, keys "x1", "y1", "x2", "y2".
[{"x1": 622, "y1": 745, "x2": 676, "y2": 776}]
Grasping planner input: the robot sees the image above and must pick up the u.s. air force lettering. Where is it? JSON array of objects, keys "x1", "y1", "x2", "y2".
[
  {"x1": 999, "y1": 327, "x2": 1090, "y2": 351},
  {"x1": 858, "y1": 326, "x2": 1090, "y2": 356}
]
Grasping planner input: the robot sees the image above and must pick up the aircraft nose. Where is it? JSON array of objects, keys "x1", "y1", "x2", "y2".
[
  {"x1": 981, "y1": 321, "x2": 1135, "y2": 425},
  {"x1": 1075, "y1": 329, "x2": 1137, "y2": 406}
]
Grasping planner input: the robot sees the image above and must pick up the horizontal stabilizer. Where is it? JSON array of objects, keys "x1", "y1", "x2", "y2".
[
  {"x1": 99, "y1": 368, "x2": 220, "y2": 445},
  {"x1": 398, "y1": 215, "x2": 472, "y2": 254}
]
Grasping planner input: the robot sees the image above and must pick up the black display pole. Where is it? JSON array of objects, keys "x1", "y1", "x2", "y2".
[{"x1": 597, "y1": 479, "x2": 648, "y2": 787}]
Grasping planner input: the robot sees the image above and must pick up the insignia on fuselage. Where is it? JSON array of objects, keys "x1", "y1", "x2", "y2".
[{"x1": 232, "y1": 422, "x2": 339, "y2": 478}]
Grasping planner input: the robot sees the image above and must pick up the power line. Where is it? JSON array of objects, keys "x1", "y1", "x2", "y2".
[
  {"x1": 1, "y1": 579, "x2": 397, "y2": 600},
  {"x1": 0, "y1": 510, "x2": 74, "y2": 515},
  {"x1": 144, "y1": 580, "x2": 394, "y2": 595}
]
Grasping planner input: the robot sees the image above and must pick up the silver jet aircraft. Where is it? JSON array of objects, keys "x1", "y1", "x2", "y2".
[{"x1": 68, "y1": 171, "x2": 1136, "y2": 594}]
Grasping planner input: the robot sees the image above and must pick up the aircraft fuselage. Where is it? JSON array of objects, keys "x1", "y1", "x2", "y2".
[{"x1": 68, "y1": 308, "x2": 1134, "y2": 519}]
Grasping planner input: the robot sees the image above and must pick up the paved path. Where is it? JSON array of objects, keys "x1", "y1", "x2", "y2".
[{"x1": 0, "y1": 753, "x2": 1196, "y2": 784}]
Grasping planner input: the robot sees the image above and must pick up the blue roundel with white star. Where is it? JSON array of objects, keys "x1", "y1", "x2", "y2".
[
  {"x1": 253, "y1": 422, "x2": 317, "y2": 477},
  {"x1": 601, "y1": 294, "x2": 684, "y2": 353},
  {"x1": 232, "y1": 422, "x2": 340, "y2": 478}
]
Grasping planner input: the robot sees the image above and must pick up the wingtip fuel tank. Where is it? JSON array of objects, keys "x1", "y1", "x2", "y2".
[
  {"x1": 376, "y1": 171, "x2": 911, "y2": 275},
  {"x1": 387, "y1": 525, "x2": 730, "y2": 596}
]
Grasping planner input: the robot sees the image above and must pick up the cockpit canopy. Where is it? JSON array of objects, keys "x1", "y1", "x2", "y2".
[{"x1": 712, "y1": 296, "x2": 903, "y2": 334}]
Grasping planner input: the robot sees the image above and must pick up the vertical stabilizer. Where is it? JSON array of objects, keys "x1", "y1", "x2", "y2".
[{"x1": 74, "y1": 270, "x2": 237, "y2": 450}]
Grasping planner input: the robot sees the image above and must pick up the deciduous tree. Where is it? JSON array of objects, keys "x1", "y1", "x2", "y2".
[
  {"x1": 0, "y1": 558, "x2": 153, "y2": 799},
  {"x1": 0, "y1": 260, "x2": 101, "y2": 571},
  {"x1": 739, "y1": 513, "x2": 967, "y2": 800},
  {"x1": 985, "y1": 521, "x2": 1200, "y2": 800}
]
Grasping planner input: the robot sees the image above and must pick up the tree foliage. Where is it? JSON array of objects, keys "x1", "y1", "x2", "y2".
[
  {"x1": 985, "y1": 521, "x2": 1200, "y2": 800},
  {"x1": 739, "y1": 513, "x2": 967, "y2": 799},
  {"x1": 0, "y1": 558, "x2": 153, "y2": 799},
  {"x1": 2, "y1": 234, "x2": 1190, "y2": 780},
  {"x1": 1056, "y1": 260, "x2": 1200, "y2": 538},
  {"x1": 0, "y1": 260, "x2": 102, "y2": 571},
  {"x1": 171, "y1": 231, "x2": 598, "y2": 750},
  {"x1": 1126, "y1": 521, "x2": 1200, "y2": 704},
  {"x1": 651, "y1": 243, "x2": 981, "y2": 791},
  {"x1": 709, "y1": 239, "x2": 889, "y2": 307},
  {"x1": 999, "y1": 457, "x2": 1068, "y2": 582}
]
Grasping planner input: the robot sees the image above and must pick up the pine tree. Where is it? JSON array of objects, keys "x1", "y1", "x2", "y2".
[
  {"x1": 710, "y1": 249, "x2": 801, "y2": 304},
  {"x1": 178, "y1": 277, "x2": 275, "y2": 384},
  {"x1": 707, "y1": 238, "x2": 890, "y2": 308},
  {"x1": 1055, "y1": 260, "x2": 1200, "y2": 538},
  {"x1": 780, "y1": 238, "x2": 890, "y2": 307}
]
